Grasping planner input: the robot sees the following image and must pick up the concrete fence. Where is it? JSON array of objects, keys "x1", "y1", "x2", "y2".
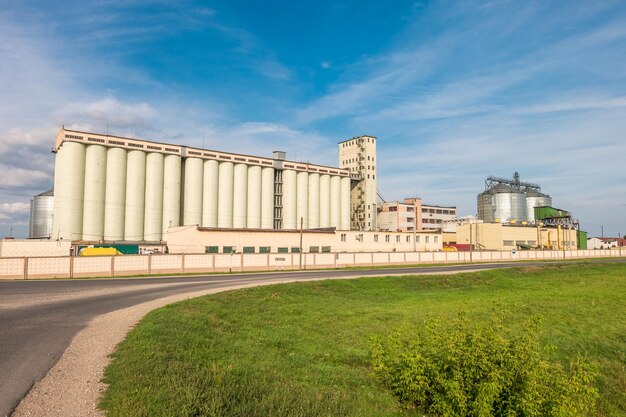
[{"x1": 0, "y1": 249, "x2": 624, "y2": 280}]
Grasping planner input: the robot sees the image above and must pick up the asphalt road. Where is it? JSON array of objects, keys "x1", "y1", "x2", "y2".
[{"x1": 0, "y1": 260, "x2": 621, "y2": 416}]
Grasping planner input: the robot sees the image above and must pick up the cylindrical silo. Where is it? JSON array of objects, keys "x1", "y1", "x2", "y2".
[
  {"x1": 319, "y1": 174, "x2": 330, "y2": 228},
  {"x1": 261, "y1": 167, "x2": 274, "y2": 229},
  {"x1": 308, "y1": 173, "x2": 320, "y2": 229},
  {"x1": 143, "y1": 152, "x2": 164, "y2": 241},
  {"x1": 52, "y1": 141, "x2": 86, "y2": 241},
  {"x1": 340, "y1": 176, "x2": 351, "y2": 230},
  {"x1": 104, "y1": 147, "x2": 127, "y2": 241},
  {"x1": 477, "y1": 183, "x2": 527, "y2": 223},
  {"x1": 202, "y1": 159, "x2": 219, "y2": 227},
  {"x1": 162, "y1": 154, "x2": 181, "y2": 235},
  {"x1": 217, "y1": 162, "x2": 234, "y2": 228},
  {"x1": 282, "y1": 169, "x2": 297, "y2": 229},
  {"x1": 296, "y1": 171, "x2": 308, "y2": 229},
  {"x1": 233, "y1": 163, "x2": 248, "y2": 228},
  {"x1": 525, "y1": 189, "x2": 552, "y2": 223},
  {"x1": 247, "y1": 165, "x2": 262, "y2": 228},
  {"x1": 183, "y1": 158, "x2": 204, "y2": 226},
  {"x1": 82, "y1": 145, "x2": 107, "y2": 241},
  {"x1": 29, "y1": 189, "x2": 54, "y2": 238},
  {"x1": 330, "y1": 176, "x2": 341, "y2": 229},
  {"x1": 124, "y1": 150, "x2": 146, "y2": 241}
]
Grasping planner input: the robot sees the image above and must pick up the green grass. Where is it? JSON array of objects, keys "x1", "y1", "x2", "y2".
[{"x1": 100, "y1": 263, "x2": 626, "y2": 416}]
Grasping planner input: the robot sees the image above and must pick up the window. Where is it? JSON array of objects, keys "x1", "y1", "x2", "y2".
[
  {"x1": 278, "y1": 247, "x2": 289, "y2": 253},
  {"x1": 385, "y1": 235, "x2": 390, "y2": 242},
  {"x1": 223, "y1": 246, "x2": 235, "y2": 253},
  {"x1": 309, "y1": 246, "x2": 319, "y2": 253},
  {"x1": 357, "y1": 233, "x2": 364, "y2": 242},
  {"x1": 396, "y1": 235, "x2": 400, "y2": 243},
  {"x1": 243, "y1": 246, "x2": 255, "y2": 253},
  {"x1": 425, "y1": 236, "x2": 430, "y2": 243},
  {"x1": 406, "y1": 236, "x2": 411, "y2": 243},
  {"x1": 434, "y1": 236, "x2": 439, "y2": 243},
  {"x1": 515, "y1": 240, "x2": 525, "y2": 245},
  {"x1": 259, "y1": 246, "x2": 271, "y2": 253},
  {"x1": 416, "y1": 235, "x2": 420, "y2": 243},
  {"x1": 291, "y1": 247, "x2": 300, "y2": 253},
  {"x1": 374, "y1": 234, "x2": 379, "y2": 242},
  {"x1": 503, "y1": 240, "x2": 514, "y2": 246},
  {"x1": 205, "y1": 246, "x2": 218, "y2": 253},
  {"x1": 341, "y1": 233, "x2": 347, "y2": 242},
  {"x1": 322, "y1": 246, "x2": 331, "y2": 253}
]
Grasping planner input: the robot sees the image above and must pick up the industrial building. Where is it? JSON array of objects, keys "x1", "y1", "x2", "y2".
[
  {"x1": 167, "y1": 226, "x2": 443, "y2": 254},
  {"x1": 377, "y1": 198, "x2": 456, "y2": 232},
  {"x1": 477, "y1": 172, "x2": 552, "y2": 224},
  {"x1": 48, "y1": 128, "x2": 376, "y2": 243}
]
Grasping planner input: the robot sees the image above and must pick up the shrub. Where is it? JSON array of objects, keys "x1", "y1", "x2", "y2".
[{"x1": 369, "y1": 310, "x2": 598, "y2": 416}]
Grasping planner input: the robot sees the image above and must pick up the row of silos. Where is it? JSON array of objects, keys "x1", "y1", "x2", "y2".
[
  {"x1": 477, "y1": 183, "x2": 552, "y2": 223},
  {"x1": 51, "y1": 142, "x2": 184, "y2": 242},
  {"x1": 281, "y1": 170, "x2": 351, "y2": 230},
  {"x1": 51, "y1": 141, "x2": 353, "y2": 242}
]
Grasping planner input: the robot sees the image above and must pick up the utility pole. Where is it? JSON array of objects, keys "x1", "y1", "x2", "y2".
[
  {"x1": 299, "y1": 217, "x2": 304, "y2": 270},
  {"x1": 469, "y1": 222, "x2": 473, "y2": 263},
  {"x1": 620, "y1": 232, "x2": 622, "y2": 257}
]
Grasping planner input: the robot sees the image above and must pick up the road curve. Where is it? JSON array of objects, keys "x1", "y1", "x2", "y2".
[{"x1": 0, "y1": 260, "x2": 621, "y2": 416}]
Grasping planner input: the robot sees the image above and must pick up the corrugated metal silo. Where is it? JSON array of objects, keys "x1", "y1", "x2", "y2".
[
  {"x1": 29, "y1": 189, "x2": 54, "y2": 238},
  {"x1": 525, "y1": 189, "x2": 552, "y2": 223}
]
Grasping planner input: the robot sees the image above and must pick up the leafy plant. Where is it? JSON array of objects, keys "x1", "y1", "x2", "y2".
[{"x1": 370, "y1": 310, "x2": 598, "y2": 416}]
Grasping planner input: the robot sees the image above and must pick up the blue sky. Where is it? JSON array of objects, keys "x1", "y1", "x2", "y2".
[{"x1": 1, "y1": 0, "x2": 625, "y2": 238}]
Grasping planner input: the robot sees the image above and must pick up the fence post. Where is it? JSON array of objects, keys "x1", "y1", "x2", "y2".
[
  {"x1": 70, "y1": 256, "x2": 74, "y2": 279},
  {"x1": 182, "y1": 254, "x2": 186, "y2": 274},
  {"x1": 148, "y1": 254, "x2": 152, "y2": 275},
  {"x1": 110, "y1": 256, "x2": 114, "y2": 277},
  {"x1": 24, "y1": 257, "x2": 28, "y2": 280}
]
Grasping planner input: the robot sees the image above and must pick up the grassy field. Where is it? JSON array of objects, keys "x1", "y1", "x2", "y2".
[{"x1": 100, "y1": 263, "x2": 626, "y2": 416}]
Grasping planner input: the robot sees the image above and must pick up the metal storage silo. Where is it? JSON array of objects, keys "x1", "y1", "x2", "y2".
[
  {"x1": 477, "y1": 183, "x2": 527, "y2": 223},
  {"x1": 524, "y1": 188, "x2": 552, "y2": 223},
  {"x1": 29, "y1": 189, "x2": 54, "y2": 238}
]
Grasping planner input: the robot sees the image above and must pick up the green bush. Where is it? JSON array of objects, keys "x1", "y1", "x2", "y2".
[{"x1": 370, "y1": 310, "x2": 599, "y2": 416}]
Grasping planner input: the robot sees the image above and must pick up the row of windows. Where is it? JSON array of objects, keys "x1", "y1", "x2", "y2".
[
  {"x1": 341, "y1": 137, "x2": 375, "y2": 147},
  {"x1": 205, "y1": 246, "x2": 332, "y2": 254},
  {"x1": 423, "y1": 208, "x2": 456, "y2": 215},
  {"x1": 423, "y1": 218, "x2": 443, "y2": 224},
  {"x1": 340, "y1": 234, "x2": 438, "y2": 244}
]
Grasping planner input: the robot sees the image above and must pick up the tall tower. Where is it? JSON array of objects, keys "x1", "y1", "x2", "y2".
[{"x1": 338, "y1": 135, "x2": 378, "y2": 231}]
